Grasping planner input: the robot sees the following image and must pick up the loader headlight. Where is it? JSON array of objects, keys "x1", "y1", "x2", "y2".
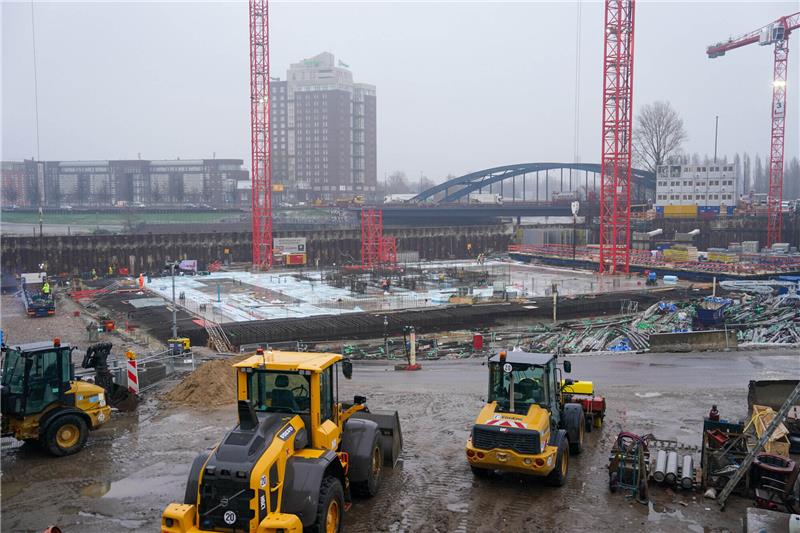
[{"x1": 164, "y1": 517, "x2": 174, "y2": 527}]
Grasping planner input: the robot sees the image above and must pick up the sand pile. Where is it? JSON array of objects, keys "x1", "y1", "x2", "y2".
[{"x1": 162, "y1": 355, "x2": 250, "y2": 407}]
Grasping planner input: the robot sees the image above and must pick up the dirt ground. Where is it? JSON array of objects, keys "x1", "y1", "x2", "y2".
[{"x1": 2, "y1": 349, "x2": 797, "y2": 533}]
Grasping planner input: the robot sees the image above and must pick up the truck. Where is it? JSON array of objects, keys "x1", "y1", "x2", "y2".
[
  {"x1": 162, "y1": 349, "x2": 402, "y2": 533},
  {"x1": 466, "y1": 349, "x2": 605, "y2": 485},
  {"x1": 468, "y1": 193, "x2": 503, "y2": 205},
  {"x1": 20, "y1": 272, "x2": 55, "y2": 317},
  {"x1": 551, "y1": 191, "x2": 579, "y2": 204},
  {"x1": 383, "y1": 194, "x2": 417, "y2": 204}
]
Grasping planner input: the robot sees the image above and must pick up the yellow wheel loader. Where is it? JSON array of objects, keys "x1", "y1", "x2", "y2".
[
  {"x1": 466, "y1": 350, "x2": 587, "y2": 486},
  {"x1": 162, "y1": 349, "x2": 402, "y2": 533},
  {"x1": 1, "y1": 339, "x2": 112, "y2": 456}
]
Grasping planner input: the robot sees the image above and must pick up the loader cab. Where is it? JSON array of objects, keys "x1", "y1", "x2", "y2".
[
  {"x1": 487, "y1": 351, "x2": 562, "y2": 423},
  {"x1": 1, "y1": 340, "x2": 74, "y2": 417},
  {"x1": 234, "y1": 350, "x2": 343, "y2": 450}
]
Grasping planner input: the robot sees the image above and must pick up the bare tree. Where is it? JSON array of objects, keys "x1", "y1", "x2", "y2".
[
  {"x1": 633, "y1": 101, "x2": 688, "y2": 173},
  {"x1": 386, "y1": 171, "x2": 411, "y2": 194},
  {"x1": 418, "y1": 175, "x2": 436, "y2": 193}
]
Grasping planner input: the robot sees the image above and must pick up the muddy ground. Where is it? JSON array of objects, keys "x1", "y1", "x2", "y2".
[{"x1": 2, "y1": 350, "x2": 797, "y2": 533}]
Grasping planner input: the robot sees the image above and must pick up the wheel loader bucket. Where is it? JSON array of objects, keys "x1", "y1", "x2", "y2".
[
  {"x1": 352, "y1": 410, "x2": 403, "y2": 467},
  {"x1": 108, "y1": 383, "x2": 138, "y2": 412}
]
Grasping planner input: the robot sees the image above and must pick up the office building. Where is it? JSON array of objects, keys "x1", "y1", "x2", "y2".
[
  {"x1": 655, "y1": 163, "x2": 736, "y2": 208},
  {"x1": 0, "y1": 158, "x2": 249, "y2": 208}
]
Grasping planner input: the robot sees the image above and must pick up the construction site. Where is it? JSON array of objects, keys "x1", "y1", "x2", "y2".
[{"x1": 2, "y1": 1, "x2": 800, "y2": 533}]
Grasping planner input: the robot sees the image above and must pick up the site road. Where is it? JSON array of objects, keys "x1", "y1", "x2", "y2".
[{"x1": 1, "y1": 350, "x2": 797, "y2": 532}]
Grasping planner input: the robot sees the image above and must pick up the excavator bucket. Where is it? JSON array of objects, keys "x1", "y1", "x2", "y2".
[{"x1": 352, "y1": 410, "x2": 403, "y2": 467}]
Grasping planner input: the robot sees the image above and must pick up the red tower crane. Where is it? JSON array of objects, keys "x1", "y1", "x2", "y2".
[
  {"x1": 598, "y1": 0, "x2": 636, "y2": 274},
  {"x1": 707, "y1": 12, "x2": 800, "y2": 247},
  {"x1": 249, "y1": 0, "x2": 273, "y2": 269}
]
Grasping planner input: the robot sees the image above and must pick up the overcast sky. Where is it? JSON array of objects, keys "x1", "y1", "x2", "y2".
[{"x1": 2, "y1": 1, "x2": 798, "y2": 181}]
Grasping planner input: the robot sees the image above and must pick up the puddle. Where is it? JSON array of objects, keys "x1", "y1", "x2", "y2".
[
  {"x1": 635, "y1": 392, "x2": 663, "y2": 399},
  {"x1": 647, "y1": 501, "x2": 703, "y2": 533},
  {"x1": 80, "y1": 481, "x2": 111, "y2": 498},
  {"x1": 98, "y1": 474, "x2": 184, "y2": 499},
  {"x1": 78, "y1": 511, "x2": 147, "y2": 530}
]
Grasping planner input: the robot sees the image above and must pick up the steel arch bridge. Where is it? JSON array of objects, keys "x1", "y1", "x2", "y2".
[{"x1": 411, "y1": 163, "x2": 655, "y2": 204}]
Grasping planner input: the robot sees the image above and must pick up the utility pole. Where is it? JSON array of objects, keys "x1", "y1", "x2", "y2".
[{"x1": 38, "y1": 206, "x2": 44, "y2": 262}]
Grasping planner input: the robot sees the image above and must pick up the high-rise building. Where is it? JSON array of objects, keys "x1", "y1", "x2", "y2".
[{"x1": 270, "y1": 52, "x2": 377, "y2": 203}]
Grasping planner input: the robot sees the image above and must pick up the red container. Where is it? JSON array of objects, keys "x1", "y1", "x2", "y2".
[
  {"x1": 286, "y1": 253, "x2": 307, "y2": 266},
  {"x1": 472, "y1": 333, "x2": 484, "y2": 350}
]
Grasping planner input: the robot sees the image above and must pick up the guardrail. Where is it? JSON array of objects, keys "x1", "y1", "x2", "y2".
[{"x1": 76, "y1": 348, "x2": 197, "y2": 393}]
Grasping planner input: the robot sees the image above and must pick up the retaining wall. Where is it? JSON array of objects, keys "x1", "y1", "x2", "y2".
[
  {"x1": 2, "y1": 225, "x2": 513, "y2": 274},
  {"x1": 649, "y1": 329, "x2": 738, "y2": 353}
]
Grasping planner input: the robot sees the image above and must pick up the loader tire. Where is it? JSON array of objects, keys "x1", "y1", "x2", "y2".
[
  {"x1": 310, "y1": 476, "x2": 344, "y2": 533},
  {"x1": 44, "y1": 414, "x2": 88, "y2": 456},
  {"x1": 471, "y1": 466, "x2": 493, "y2": 478},
  {"x1": 563, "y1": 404, "x2": 585, "y2": 455},
  {"x1": 352, "y1": 438, "x2": 382, "y2": 498},
  {"x1": 546, "y1": 438, "x2": 569, "y2": 487}
]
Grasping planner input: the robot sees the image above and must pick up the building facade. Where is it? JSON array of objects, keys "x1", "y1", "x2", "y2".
[
  {"x1": 655, "y1": 164, "x2": 736, "y2": 208},
  {"x1": 0, "y1": 159, "x2": 248, "y2": 208},
  {"x1": 270, "y1": 52, "x2": 377, "y2": 203}
]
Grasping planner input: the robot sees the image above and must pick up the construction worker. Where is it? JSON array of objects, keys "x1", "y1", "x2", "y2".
[{"x1": 41, "y1": 281, "x2": 51, "y2": 296}]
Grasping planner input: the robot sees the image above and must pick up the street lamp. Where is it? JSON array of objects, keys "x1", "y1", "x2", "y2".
[
  {"x1": 168, "y1": 261, "x2": 179, "y2": 339},
  {"x1": 383, "y1": 315, "x2": 389, "y2": 356},
  {"x1": 571, "y1": 200, "x2": 580, "y2": 262}
]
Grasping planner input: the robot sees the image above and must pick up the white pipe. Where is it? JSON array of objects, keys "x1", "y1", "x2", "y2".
[
  {"x1": 654, "y1": 450, "x2": 667, "y2": 482},
  {"x1": 647, "y1": 228, "x2": 663, "y2": 237},
  {"x1": 665, "y1": 451, "x2": 679, "y2": 484},
  {"x1": 687, "y1": 229, "x2": 700, "y2": 236},
  {"x1": 681, "y1": 455, "x2": 694, "y2": 489}
]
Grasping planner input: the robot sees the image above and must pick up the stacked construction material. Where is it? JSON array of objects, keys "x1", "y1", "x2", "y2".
[{"x1": 524, "y1": 294, "x2": 798, "y2": 354}]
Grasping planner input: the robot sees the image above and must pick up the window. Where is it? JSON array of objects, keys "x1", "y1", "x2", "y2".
[
  {"x1": 24, "y1": 350, "x2": 62, "y2": 414},
  {"x1": 488, "y1": 362, "x2": 548, "y2": 415},
  {"x1": 247, "y1": 370, "x2": 311, "y2": 414},
  {"x1": 320, "y1": 366, "x2": 333, "y2": 422},
  {"x1": 1, "y1": 348, "x2": 26, "y2": 394}
]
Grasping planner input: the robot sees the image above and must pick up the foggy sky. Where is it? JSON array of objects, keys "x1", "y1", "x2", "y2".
[{"x1": 2, "y1": 1, "x2": 799, "y2": 182}]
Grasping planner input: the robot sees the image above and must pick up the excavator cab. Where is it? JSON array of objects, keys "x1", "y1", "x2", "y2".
[{"x1": 1, "y1": 339, "x2": 111, "y2": 456}]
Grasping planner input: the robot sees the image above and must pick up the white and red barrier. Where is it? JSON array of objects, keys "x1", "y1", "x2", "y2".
[{"x1": 126, "y1": 351, "x2": 139, "y2": 395}]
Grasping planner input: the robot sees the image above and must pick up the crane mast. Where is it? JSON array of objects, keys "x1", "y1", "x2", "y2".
[
  {"x1": 707, "y1": 13, "x2": 800, "y2": 247},
  {"x1": 249, "y1": 0, "x2": 273, "y2": 269},
  {"x1": 598, "y1": 0, "x2": 636, "y2": 274}
]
